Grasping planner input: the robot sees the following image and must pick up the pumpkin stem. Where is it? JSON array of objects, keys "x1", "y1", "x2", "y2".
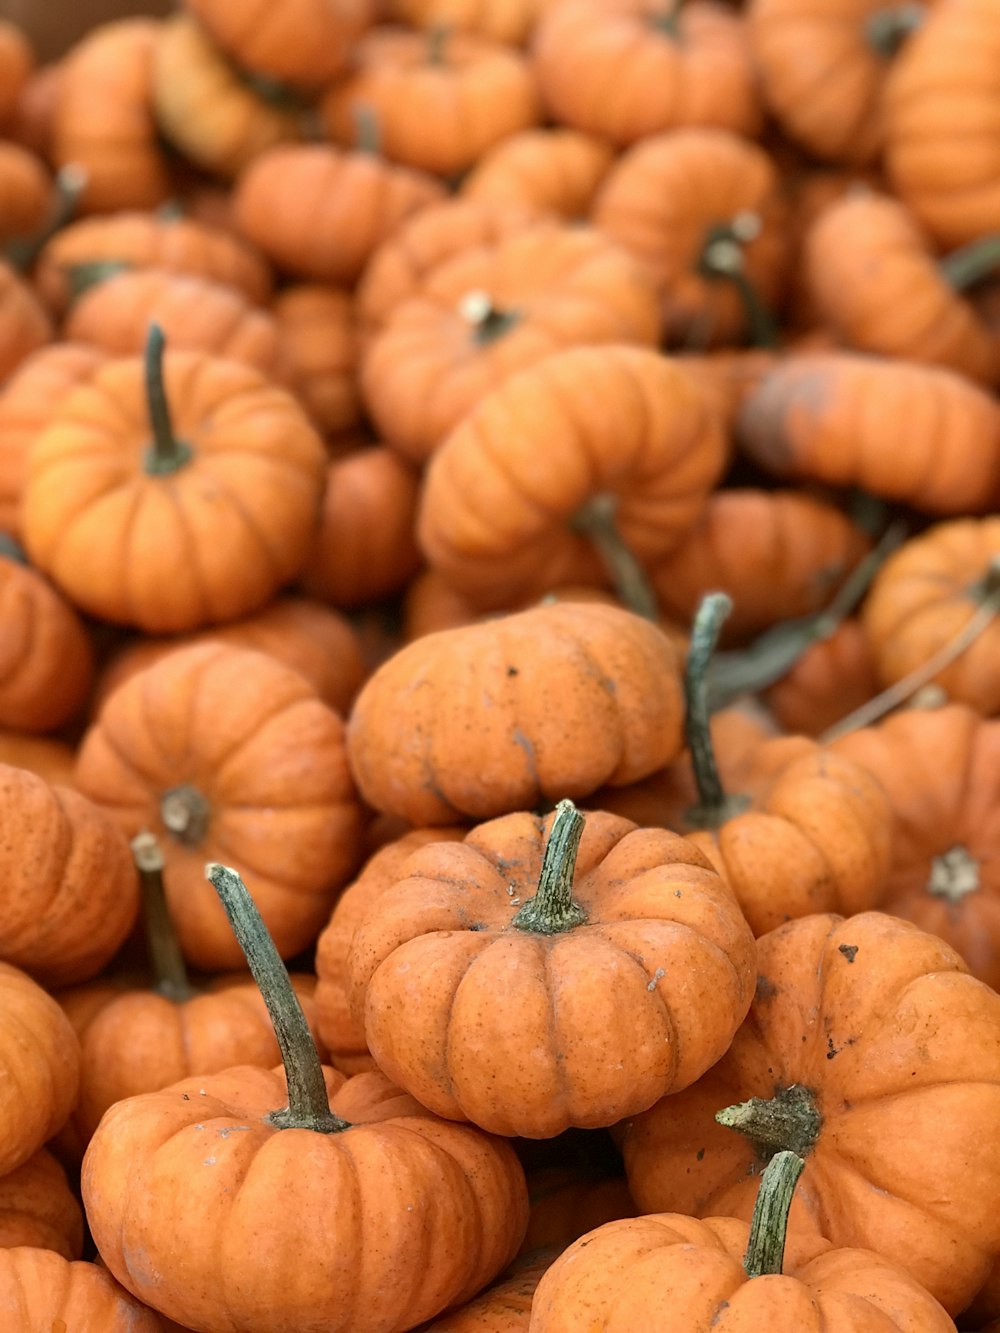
[
  {"x1": 6, "y1": 163, "x2": 88, "y2": 273},
  {"x1": 864, "y1": 3, "x2": 925, "y2": 56},
  {"x1": 716, "y1": 1084, "x2": 822, "y2": 1160},
  {"x1": 206, "y1": 862, "x2": 350, "y2": 1134},
  {"x1": 160, "y1": 783, "x2": 212, "y2": 846},
  {"x1": 940, "y1": 234, "x2": 1000, "y2": 292},
  {"x1": 683, "y1": 593, "x2": 751, "y2": 827},
  {"x1": 64, "y1": 259, "x2": 134, "y2": 304},
  {"x1": 743, "y1": 1150, "x2": 806, "y2": 1279},
  {"x1": 820, "y1": 555, "x2": 1000, "y2": 742},
  {"x1": 571, "y1": 494, "x2": 660, "y2": 621},
  {"x1": 649, "y1": 0, "x2": 683, "y2": 38},
  {"x1": 927, "y1": 845, "x2": 980, "y2": 902},
  {"x1": 0, "y1": 532, "x2": 28, "y2": 564},
  {"x1": 131, "y1": 832, "x2": 197, "y2": 1003},
  {"x1": 427, "y1": 23, "x2": 452, "y2": 64},
  {"x1": 352, "y1": 103, "x2": 381, "y2": 156},
  {"x1": 457, "y1": 290, "x2": 523, "y2": 345},
  {"x1": 143, "y1": 324, "x2": 194, "y2": 476},
  {"x1": 698, "y1": 213, "x2": 781, "y2": 350},
  {"x1": 511, "y1": 799, "x2": 589, "y2": 935}
]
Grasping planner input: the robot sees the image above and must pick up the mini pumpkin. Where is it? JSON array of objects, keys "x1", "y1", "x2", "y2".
[
  {"x1": 0, "y1": 1250, "x2": 168, "y2": 1331},
  {"x1": 0, "y1": 141, "x2": 50, "y2": 249},
  {"x1": 0, "y1": 19, "x2": 32, "y2": 129},
  {"x1": 0, "y1": 1149, "x2": 83, "y2": 1258},
  {"x1": 461, "y1": 127, "x2": 615, "y2": 219},
  {"x1": 269, "y1": 283, "x2": 361, "y2": 434},
  {"x1": 0, "y1": 260, "x2": 51, "y2": 384},
  {"x1": 762, "y1": 617, "x2": 879, "y2": 736}
]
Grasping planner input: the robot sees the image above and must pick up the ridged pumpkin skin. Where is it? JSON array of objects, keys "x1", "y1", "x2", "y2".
[
  {"x1": 461, "y1": 128, "x2": 615, "y2": 219},
  {"x1": 83, "y1": 1067, "x2": 529, "y2": 1333},
  {"x1": 0, "y1": 20, "x2": 32, "y2": 129},
  {"x1": 425, "y1": 1248, "x2": 555, "y2": 1330},
  {"x1": 884, "y1": 0, "x2": 1000, "y2": 246},
  {"x1": 748, "y1": 0, "x2": 932, "y2": 165},
  {"x1": 346, "y1": 602, "x2": 686, "y2": 825},
  {"x1": 0, "y1": 1250, "x2": 167, "y2": 1331},
  {"x1": 533, "y1": 0, "x2": 762, "y2": 145},
  {"x1": 0, "y1": 765, "x2": 138, "y2": 988},
  {"x1": 349, "y1": 808, "x2": 757, "y2": 1136},
  {"x1": 519, "y1": 1169, "x2": 636, "y2": 1256},
  {"x1": 832, "y1": 706, "x2": 1000, "y2": 990},
  {"x1": 530, "y1": 1213, "x2": 954, "y2": 1331},
  {"x1": 0, "y1": 261, "x2": 51, "y2": 385},
  {"x1": 74, "y1": 643, "x2": 364, "y2": 970},
  {"x1": 804, "y1": 191, "x2": 1000, "y2": 386},
  {"x1": 861, "y1": 518, "x2": 1000, "y2": 715},
  {"x1": 0, "y1": 141, "x2": 49, "y2": 245},
  {"x1": 388, "y1": 0, "x2": 551, "y2": 45},
  {"x1": 417, "y1": 345, "x2": 727, "y2": 610},
  {"x1": 0, "y1": 1150, "x2": 83, "y2": 1258},
  {"x1": 736, "y1": 353, "x2": 1000, "y2": 514},
  {"x1": 362, "y1": 224, "x2": 661, "y2": 462},
  {"x1": 0, "y1": 961, "x2": 80, "y2": 1176},
  {"x1": 618, "y1": 912, "x2": 1000, "y2": 1315},
  {"x1": 762, "y1": 618, "x2": 879, "y2": 736},
  {"x1": 0, "y1": 548, "x2": 93, "y2": 732},
  {"x1": 21, "y1": 350, "x2": 327, "y2": 633},
  {"x1": 270, "y1": 284, "x2": 361, "y2": 434},
  {"x1": 649, "y1": 489, "x2": 870, "y2": 644}
]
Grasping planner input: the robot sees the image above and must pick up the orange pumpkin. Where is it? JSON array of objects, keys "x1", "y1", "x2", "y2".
[
  {"x1": 0, "y1": 1149, "x2": 83, "y2": 1258},
  {"x1": 0, "y1": 141, "x2": 49, "y2": 249},
  {"x1": 0, "y1": 1250, "x2": 168, "y2": 1331},
  {"x1": 0, "y1": 260, "x2": 51, "y2": 385},
  {"x1": 50, "y1": 19, "x2": 171, "y2": 213},
  {"x1": 0, "y1": 538, "x2": 93, "y2": 733},
  {"x1": 346, "y1": 600, "x2": 686, "y2": 824},
  {"x1": 387, "y1": 0, "x2": 553, "y2": 45},
  {"x1": 74, "y1": 641, "x2": 364, "y2": 970},
  {"x1": 417, "y1": 345, "x2": 726, "y2": 610},
  {"x1": 461, "y1": 127, "x2": 615, "y2": 219},
  {"x1": 423, "y1": 1248, "x2": 556, "y2": 1330},
  {"x1": 361, "y1": 223, "x2": 661, "y2": 463},
  {"x1": 762, "y1": 617, "x2": 879, "y2": 736},
  {"x1": 0, "y1": 730, "x2": 76, "y2": 786},
  {"x1": 22, "y1": 329, "x2": 327, "y2": 633},
  {"x1": 82, "y1": 861, "x2": 529, "y2": 1333},
  {"x1": 519, "y1": 1167, "x2": 637, "y2": 1256},
  {"x1": 0, "y1": 19, "x2": 33, "y2": 129},
  {"x1": 269, "y1": 284, "x2": 361, "y2": 435}
]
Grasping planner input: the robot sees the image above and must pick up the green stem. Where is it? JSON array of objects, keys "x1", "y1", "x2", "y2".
[
  {"x1": 160, "y1": 784, "x2": 211, "y2": 846},
  {"x1": 0, "y1": 532, "x2": 28, "y2": 564},
  {"x1": 865, "y1": 3, "x2": 925, "y2": 56},
  {"x1": 716, "y1": 1084, "x2": 822, "y2": 1161},
  {"x1": 698, "y1": 215, "x2": 780, "y2": 350},
  {"x1": 940, "y1": 234, "x2": 1000, "y2": 292},
  {"x1": 131, "y1": 833, "x2": 197, "y2": 1003},
  {"x1": 684, "y1": 593, "x2": 749, "y2": 828},
  {"x1": 649, "y1": 0, "x2": 683, "y2": 37},
  {"x1": 571, "y1": 494, "x2": 660, "y2": 621},
  {"x1": 352, "y1": 104, "x2": 381, "y2": 156},
  {"x1": 6, "y1": 163, "x2": 88, "y2": 273},
  {"x1": 427, "y1": 23, "x2": 451, "y2": 64},
  {"x1": 143, "y1": 324, "x2": 194, "y2": 476},
  {"x1": 511, "y1": 800, "x2": 588, "y2": 935},
  {"x1": 458, "y1": 290, "x2": 523, "y2": 345},
  {"x1": 206, "y1": 862, "x2": 349, "y2": 1133},
  {"x1": 743, "y1": 1151, "x2": 806, "y2": 1280}
]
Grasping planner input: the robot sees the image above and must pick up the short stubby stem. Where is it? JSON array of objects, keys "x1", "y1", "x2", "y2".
[
  {"x1": 457, "y1": 290, "x2": 523, "y2": 345},
  {"x1": 131, "y1": 832, "x2": 197, "y2": 1003},
  {"x1": 511, "y1": 799, "x2": 588, "y2": 935},
  {"x1": 716, "y1": 1083, "x2": 822, "y2": 1161},
  {"x1": 865, "y1": 3, "x2": 926, "y2": 57},
  {"x1": 940, "y1": 235, "x2": 1000, "y2": 293},
  {"x1": 927, "y1": 845, "x2": 980, "y2": 902},
  {"x1": 160, "y1": 783, "x2": 212, "y2": 846},
  {"x1": 698, "y1": 213, "x2": 780, "y2": 350}
]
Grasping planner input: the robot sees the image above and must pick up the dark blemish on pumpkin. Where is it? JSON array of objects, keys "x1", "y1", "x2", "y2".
[
  {"x1": 506, "y1": 665, "x2": 519, "y2": 676},
  {"x1": 826, "y1": 1036, "x2": 839, "y2": 1060},
  {"x1": 181, "y1": 1093, "x2": 190, "y2": 1100},
  {"x1": 696, "y1": 1148, "x2": 705, "y2": 1161},
  {"x1": 675, "y1": 889, "x2": 682, "y2": 898},
  {"x1": 468, "y1": 923, "x2": 487, "y2": 931},
  {"x1": 838, "y1": 944, "x2": 858, "y2": 963},
  {"x1": 755, "y1": 975, "x2": 778, "y2": 1002},
  {"x1": 512, "y1": 728, "x2": 539, "y2": 785},
  {"x1": 710, "y1": 1302, "x2": 730, "y2": 1326}
]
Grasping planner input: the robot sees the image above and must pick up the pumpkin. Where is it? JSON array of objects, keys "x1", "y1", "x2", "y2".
[
  {"x1": 233, "y1": 141, "x2": 446, "y2": 286},
  {"x1": 270, "y1": 284, "x2": 361, "y2": 435},
  {"x1": 531, "y1": 1149, "x2": 954, "y2": 1331},
  {"x1": 0, "y1": 260, "x2": 51, "y2": 385},
  {"x1": 532, "y1": 0, "x2": 762, "y2": 146},
  {"x1": 832, "y1": 704, "x2": 1000, "y2": 991},
  {"x1": 349, "y1": 799, "x2": 756, "y2": 1137},
  {"x1": 315, "y1": 826, "x2": 469, "y2": 1075},
  {"x1": 0, "y1": 141, "x2": 49, "y2": 249},
  {"x1": 762, "y1": 617, "x2": 879, "y2": 736},
  {"x1": 361, "y1": 223, "x2": 661, "y2": 463},
  {"x1": 386, "y1": 0, "x2": 552, "y2": 45},
  {"x1": 185, "y1": 0, "x2": 375, "y2": 88},
  {"x1": 423, "y1": 1248, "x2": 556, "y2": 1330},
  {"x1": 417, "y1": 345, "x2": 726, "y2": 611},
  {"x1": 302, "y1": 446, "x2": 422, "y2": 608},
  {"x1": 0, "y1": 342, "x2": 106, "y2": 536},
  {"x1": 0, "y1": 1149, "x2": 83, "y2": 1258},
  {"x1": 0, "y1": 763, "x2": 138, "y2": 987},
  {"x1": 0, "y1": 731, "x2": 76, "y2": 786},
  {"x1": 618, "y1": 911, "x2": 1000, "y2": 1315},
  {"x1": 0, "y1": 1250, "x2": 168, "y2": 1331},
  {"x1": 5, "y1": 59, "x2": 61, "y2": 161},
  {"x1": 519, "y1": 1167, "x2": 637, "y2": 1256},
  {"x1": 321, "y1": 26, "x2": 542, "y2": 179},
  {"x1": 153, "y1": 14, "x2": 303, "y2": 180},
  {"x1": 63, "y1": 268, "x2": 289, "y2": 381},
  {"x1": 35, "y1": 210, "x2": 273, "y2": 317},
  {"x1": 50, "y1": 18, "x2": 171, "y2": 214},
  {"x1": 592, "y1": 128, "x2": 788, "y2": 349},
  {"x1": 92, "y1": 596, "x2": 367, "y2": 720},
  {"x1": 74, "y1": 640, "x2": 364, "y2": 970},
  {"x1": 883, "y1": 0, "x2": 1000, "y2": 247},
  {"x1": 461, "y1": 127, "x2": 614, "y2": 220},
  {"x1": 356, "y1": 197, "x2": 538, "y2": 334},
  {"x1": 804, "y1": 190, "x2": 1000, "y2": 386},
  {"x1": 21, "y1": 327, "x2": 327, "y2": 633},
  {"x1": 346, "y1": 600, "x2": 686, "y2": 825},
  {"x1": 402, "y1": 569, "x2": 481, "y2": 641},
  {"x1": 82, "y1": 861, "x2": 529, "y2": 1333},
  {"x1": 861, "y1": 517, "x2": 1000, "y2": 715},
  {"x1": 748, "y1": 0, "x2": 929, "y2": 165},
  {"x1": 0, "y1": 19, "x2": 32, "y2": 128},
  {"x1": 649, "y1": 489, "x2": 871, "y2": 645},
  {"x1": 0, "y1": 536, "x2": 93, "y2": 732},
  {"x1": 736, "y1": 352, "x2": 1000, "y2": 514},
  {"x1": 0, "y1": 960, "x2": 80, "y2": 1175},
  {"x1": 56, "y1": 832, "x2": 327, "y2": 1147}
]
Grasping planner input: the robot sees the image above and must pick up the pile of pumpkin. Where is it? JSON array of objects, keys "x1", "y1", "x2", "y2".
[{"x1": 1, "y1": 0, "x2": 1000, "y2": 1327}]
